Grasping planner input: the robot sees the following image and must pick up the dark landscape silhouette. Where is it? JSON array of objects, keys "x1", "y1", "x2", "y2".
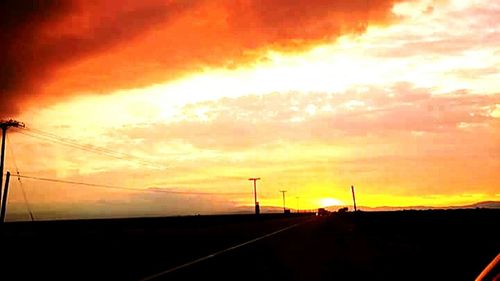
[{"x1": 2, "y1": 208, "x2": 499, "y2": 281}]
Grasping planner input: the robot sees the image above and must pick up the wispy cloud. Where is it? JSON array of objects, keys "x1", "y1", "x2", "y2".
[{"x1": 120, "y1": 85, "x2": 499, "y2": 149}]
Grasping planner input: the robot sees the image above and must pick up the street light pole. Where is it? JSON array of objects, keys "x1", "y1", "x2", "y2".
[
  {"x1": 248, "y1": 178, "x2": 261, "y2": 215},
  {"x1": 279, "y1": 190, "x2": 287, "y2": 213}
]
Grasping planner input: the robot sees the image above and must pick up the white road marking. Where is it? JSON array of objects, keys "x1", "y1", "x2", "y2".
[{"x1": 139, "y1": 218, "x2": 312, "y2": 281}]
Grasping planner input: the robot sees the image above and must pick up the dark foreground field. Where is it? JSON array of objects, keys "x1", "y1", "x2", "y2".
[{"x1": 1, "y1": 209, "x2": 499, "y2": 280}]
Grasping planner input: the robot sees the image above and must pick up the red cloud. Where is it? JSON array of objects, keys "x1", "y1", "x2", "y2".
[{"x1": 1, "y1": 0, "x2": 401, "y2": 117}]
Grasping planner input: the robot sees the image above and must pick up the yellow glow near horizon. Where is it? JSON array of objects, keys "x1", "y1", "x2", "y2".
[{"x1": 319, "y1": 198, "x2": 344, "y2": 208}]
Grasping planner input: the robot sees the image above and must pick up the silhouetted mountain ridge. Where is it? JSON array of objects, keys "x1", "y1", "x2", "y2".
[
  {"x1": 230, "y1": 201, "x2": 499, "y2": 213},
  {"x1": 322, "y1": 201, "x2": 500, "y2": 212}
]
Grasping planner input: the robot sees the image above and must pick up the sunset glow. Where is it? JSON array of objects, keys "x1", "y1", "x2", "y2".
[
  {"x1": 1, "y1": 0, "x2": 499, "y2": 220},
  {"x1": 319, "y1": 198, "x2": 344, "y2": 208}
]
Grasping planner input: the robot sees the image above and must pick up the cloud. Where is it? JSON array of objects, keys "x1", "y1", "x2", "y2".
[
  {"x1": 110, "y1": 83, "x2": 499, "y2": 199},
  {"x1": 119, "y1": 84, "x2": 499, "y2": 150},
  {"x1": 371, "y1": 1, "x2": 500, "y2": 58},
  {"x1": 1, "y1": 0, "x2": 196, "y2": 117},
  {"x1": 1, "y1": 0, "x2": 401, "y2": 117}
]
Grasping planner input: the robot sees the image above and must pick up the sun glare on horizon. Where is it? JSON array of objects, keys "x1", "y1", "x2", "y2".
[{"x1": 319, "y1": 198, "x2": 344, "y2": 208}]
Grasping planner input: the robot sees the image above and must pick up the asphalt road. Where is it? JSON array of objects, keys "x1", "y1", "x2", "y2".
[
  {"x1": 2, "y1": 210, "x2": 498, "y2": 281},
  {"x1": 1, "y1": 213, "x2": 313, "y2": 280},
  {"x1": 148, "y1": 210, "x2": 499, "y2": 281}
]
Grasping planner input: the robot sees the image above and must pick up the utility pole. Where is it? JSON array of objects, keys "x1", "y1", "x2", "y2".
[
  {"x1": 0, "y1": 171, "x2": 11, "y2": 223},
  {"x1": 0, "y1": 120, "x2": 25, "y2": 210},
  {"x1": 279, "y1": 190, "x2": 287, "y2": 213},
  {"x1": 248, "y1": 178, "x2": 260, "y2": 215},
  {"x1": 351, "y1": 185, "x2": 357, "y2": 211},
  {"x1": 296, "y1": 197, "x2": 300, "y2": 213}
]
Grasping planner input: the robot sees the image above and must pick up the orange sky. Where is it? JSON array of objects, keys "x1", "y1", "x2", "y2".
[{"x1": 1, "y1": 0, "x2": 499, "y2": 220}]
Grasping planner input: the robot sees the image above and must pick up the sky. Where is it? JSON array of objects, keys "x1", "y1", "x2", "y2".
[{"x1": 1, "y1": 0, "x2": 499, "y2": 220}]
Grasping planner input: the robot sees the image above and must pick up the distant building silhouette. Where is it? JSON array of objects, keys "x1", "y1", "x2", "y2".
[
  {"x1": 317, "y1": 208, "x2": 330, "y2": 216},
  {"x1": 338, "y1": 207, "x2": 348, "y2": 213}
]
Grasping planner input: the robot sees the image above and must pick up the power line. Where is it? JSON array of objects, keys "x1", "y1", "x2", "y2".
[
  {"x1": 26, "y1": 127, "x2": 141, "y2": 159},
  {"x1": 18, "y1": 179, "x2": 35, "y2": 221},
  {"x1": 19, "y1": 128, "x2": 163, "y2": 168},
  {"x1": 6, "y1": 134, "x2": 19, "y2": 174},
  {"x1": 14, "y1": 127, "x2": 166, "y2": 169},
  {"x1": 17, "y1": 129, "x2": 133, "y2": 160},
  {"x1": 12, "y1": 174, "x2": 247, "y2": 196},
  {"x1": 7, "y1": 135, "x2": 35, "y2": 221}
]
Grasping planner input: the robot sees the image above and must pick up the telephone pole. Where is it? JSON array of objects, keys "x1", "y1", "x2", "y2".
[
  {"x1": 0, "y1": 120, "x2": 25, "y2": 210},
  {"x1": 296, "y1": 196, "x2": 300, "y2": 213},
  {"x1": 279, "y1": 190, "x2": 287, "y2": 213},
  {"x1": 351, "y1": 185, "x2": 357, "y2": 211},
  {"x1": 0, "y1": 171, "x2": 11, "y2": 222},
  {"x1": 248, "y1": 178, "x2": 260, "y2": 215}
]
